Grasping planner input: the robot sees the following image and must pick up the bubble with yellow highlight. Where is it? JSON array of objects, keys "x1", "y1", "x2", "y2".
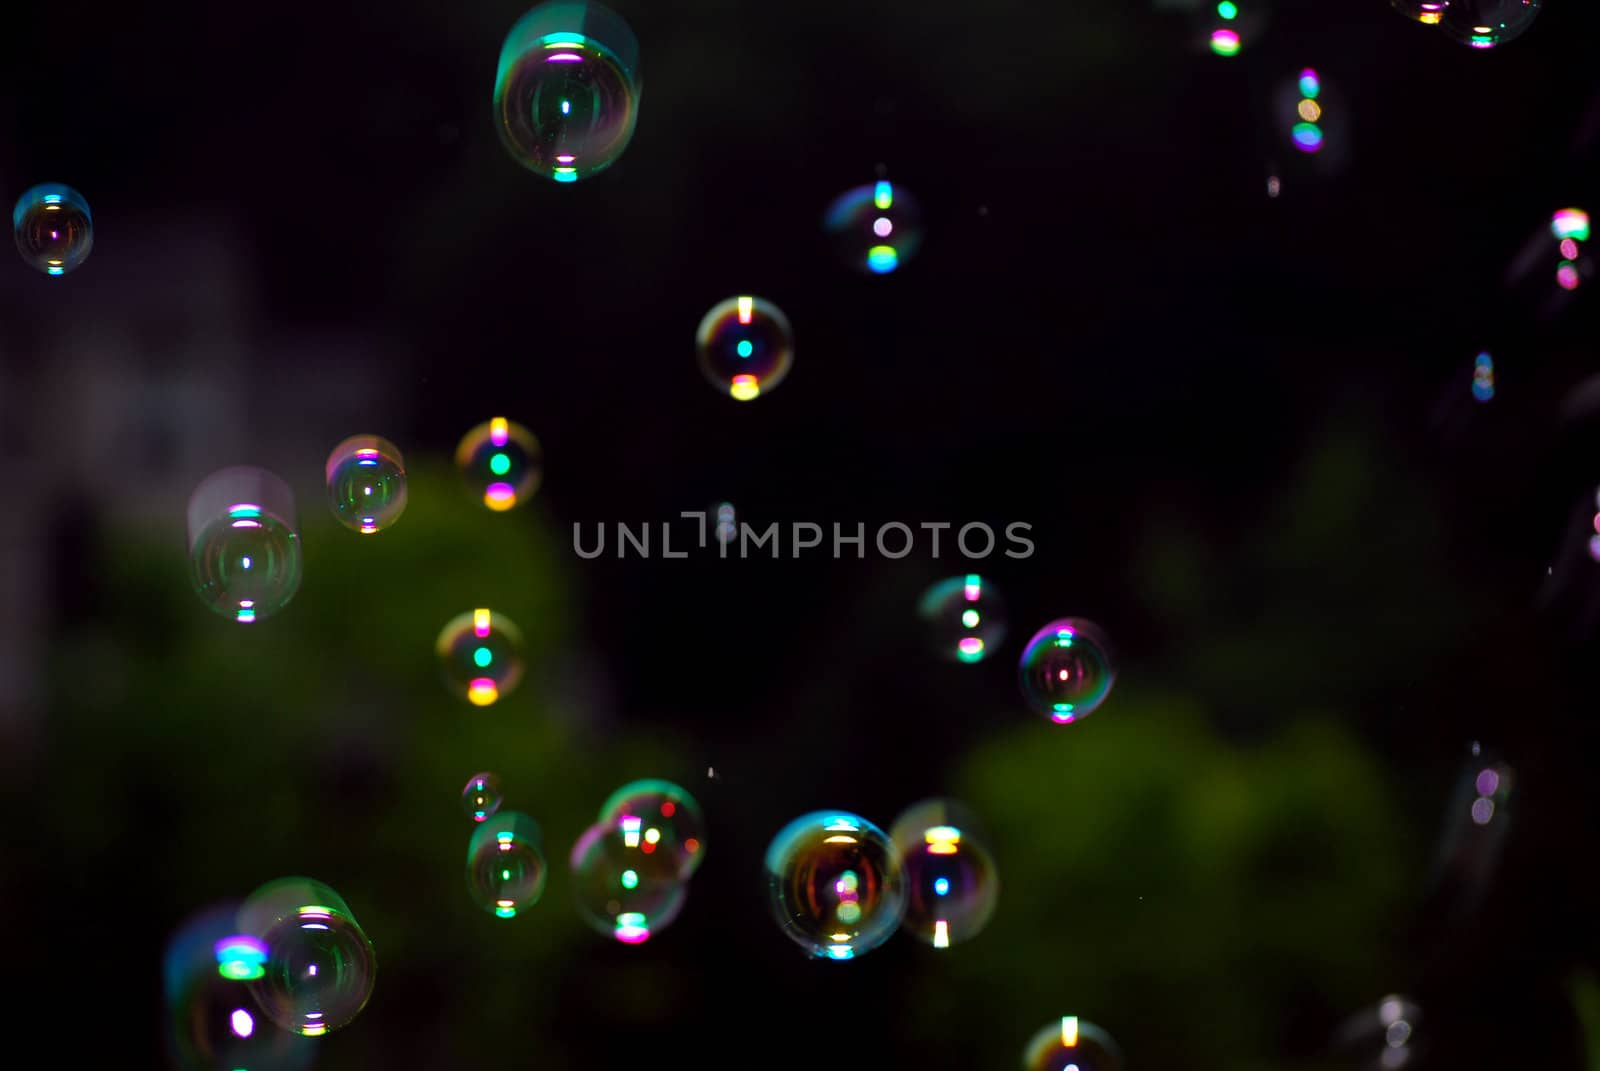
[
  {"x1": 325, "y1": 433, "x2": 407, "y2": 534},
  {"x1": 823, "y1": 179, "x2": 924, "y2": 275},
  {"x1": 462, "y1": 771, "x2": 505, "y2": 822},
  {"x1": 1019, "y1": 618, "x2": 1117, "y2": 724},
  {"x1": 765, "y1": 810, "x2": 906, "y2": 960},
  {"x1": 1389, "y1": 0, "x2": 1448, "y2": 24},
  {"x1": 235, "y1": 877, "x2": 376, "y2": 1037},
  {"x1": 1440, "y1": 0, "x2": 1542, "y2": 49},
  {"x1": 1023, "y1": 1016, "x2": 1124, "y2": 1071},
  {"x1": 456, "y1": 417, "x2": 543, "y2": 511},
  {"x1": 436, "y1": 609, "x2": 525, "y2": 706},
  {"x1": 570, "y1": 818, "x2": 689, "y2": 943},
  {"x1": 13, "y1": 182, "x2": 92, "y2": 275},
  {"x1": 186, "y1": 467, "x2": 303, "y2": 624},
  {"x1": 467, "y1": 811, "x2": 549, "y2": 918},
  {"x1": 696, "y1": 295, "x2": 794, "y2": 402},
  {"x1": 889, "y1": 799, "x2": 998, "y2": 950},
  {"x1": 918, "y1": 574, "x2": 1007, "y2": 664},
  {"x1": 597, "y1": 778, "x2": 708, "y2": 879}
]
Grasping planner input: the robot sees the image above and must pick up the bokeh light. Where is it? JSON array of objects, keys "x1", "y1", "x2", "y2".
[
  {"x1": 917, "y1": 574, "x2": 1008, "y2": 664},
  {"x1": 1018, "y1": 618, "x2": 1117, "y2": 723},
  {"x1": 1332, "y1": 995, "x2": 1424, "y2": 1068},
  {"x1": 1022, "y1": 1016, "x2": 1125, "y2": 1071},
  {"x1": 889, "y1": 799, "x2": 999, "y2": 949},
  {"x1": 462, "y1": 771, "x2": 505, "y2": 822},
  {"x1": 456, "y1": 417, "x2": 543, "y2": 512},
  {"x1": 823, "y1": 180, "x2": 925, "y2": 275},
  {"x1": 436, "y1": 608, "x2": 526, "y2": 706},
  {"x1": 467, "y1": 810, "x2": 549, "y2": 918},
  {"x1": 1472, "y1": 351, "x2": 1495, "y2": 402},
  {"x1": 325, "y1": 434, "x2": 407, "y2": 534},
  {"x1": 570, "y1": 818, "x2": 689, "y2": 943},
  {"x1": 765, "y1": 811, "x2": 906, "y2": 960},
  {"x1": 695, "y1": 295, "x2": 794, "y2": 401},
  {"x1": 1389, "y1": 0, "x2": 1447, "y2": 25},
  {"x1": 596, "y1": 778, "x2": 707, "y2": 879},
  {"x1": 12, "y1": 182, "x2": 92, "y2": 275},
  {"x1": 236, "y1": 877, "x2": 377, "y2": 1037},
  {"x1": 186, "y1": 467, "x2": 303, "y2": 624},
  {"x1": 1440, "y1": 0, "x2": 1542, "y2": 49}
]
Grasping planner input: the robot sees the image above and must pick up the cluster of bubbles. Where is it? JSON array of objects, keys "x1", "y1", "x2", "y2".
[
  {"x1": 570, "y1": 779, "x2": 708, "y2": 943},
  {"x1": 1390, "y1": 0, "x2": 1542, "y2": 48},
  {"x1": 1332, "y1": 995, "x2": 1424, "y2": 1068},
  {"x1": 1023, "y1": 1016, "x2": 1125, "y2": 1071},
  {"x1": 1473, "y1": 351, "x2": 1495, "y2": 402}
]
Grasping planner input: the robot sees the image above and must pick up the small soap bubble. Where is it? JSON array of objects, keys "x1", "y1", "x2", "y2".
[
  {"x1": 456, "y1": 416, "x2": 543, "y2": 511},
  {"x1": 494, "y1": 1, "x2": 641, "y2": 182},
  {"x1": 1019, "y1": 618, "x2": 1117, "y2": 724},
  {"x1": 462, "y1": 772, "x2": 504, "y2": 822},
  {"x1": 13, "y1": 183, "x2": 93, "y2": 275},
  {"x1": 715, "y1": 502, "x2": 737, "y2": 546},
  {"x1": 1192, "y1": 0, "x2": 1267, "y2": 57},
  {"x1": 186, "y1": 467, "x2": 303, "y2": 624},
  {"x1": 325, "y1": 434, "x2": 407, "y2": 534},
  {"x1": 696, "y1": 295, "x2": 794, "y2": 402},
  {"x1": 570, "y1": 818, "x2": 689, "y2": 943},
  {"x1": 436, "y1": 609, "x2": 525, "y2": 707},
  {"x1": 236, "y1": 878, "x2": 376, "y2": 1037},
  {"x1": 823, "y1": 179, "x2": 924, "y2": 275},
  {"x1": 467, "y1": 810, "x2": 549, "y2": 918},
  {"x1": 1332, "y1": 995, "x2": 1424, "y2": 1068},
  {"x1": 889, "y1": 799, "x2": 999, "y2": 950},
  {"x1": 918, "y1": 574, "x2": 1008, "y2": 664},
  {"x1": 1440, "y1": 0, "x2": 1541, "y2": 48},
  {"x1": 765, "y1": 810, "x2": 906, "y2": 960},
  {"x1": 1389, "y1": 0, "x2": 1447, "y2": 24},
  {"x1": 1022, "y1": 1016, "x2": 1125, "y2": 1071},
  {"x1": 597, "y1": 778, "x2": 708, "y2": 879},
  {"x1": 1473, "y1": 352, "x2": 1495, "y2": 402}
]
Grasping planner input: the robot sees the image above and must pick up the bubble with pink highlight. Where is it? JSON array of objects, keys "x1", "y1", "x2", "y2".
[
  {"x1": 917, "y1": 574, "x2": 1007, "y2": 664},
  {"x1": 1018, "y1": 618, "x2": 1117, "y2": 724},
  {"x1": 570, "y1": 818, "x2": 689, "y2": 944},
  {"x1": 186, "y1": 467, "x2": 303, "y2": 623},
  {"x1": 435, "y1": 609, "x2": 525, "y2": 707},
  {"x1": 455, "y1": 417, "x2": 543, "y2": 512},
  {"x1": 822, "y1": 180, "x2": 924, "y2": 275},
  {"x1": 325, "y1": 433, "x2": 407, "y2": 534}
]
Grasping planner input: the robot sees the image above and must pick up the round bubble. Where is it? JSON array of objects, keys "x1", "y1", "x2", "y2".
[
  {"x1": 765, "y1": 810, "x2": 906, "y2": 960},
  {"x1": 889, "y1": 799, "x2": 998, "y2": 949},
  {"x1": 1019, "y1": 618, "x2": 1117, "y2": 724},
  {"x1": 462, "y1": 771, "x2": 505, "y2": 822},
  {"x1": 823, "y1": 180, "x2": 924, "y2": 275},
  {"x1": 571, "y1": 818, "x2": 689, "y2": 943},
  {"x1": 918, "y1": 574, "x2": 1007, "y2": 664},
  {"x1": 597, "y1": 778, "x2": 708, "y2": 879},
  {"x1": 1440, "y1": 0, "x2": 1541, "y2": 48},
  {"x1": 1192, "y1": 0, "x2": 1268, "y2": 58},
  {"x1": 456, "y1": 416, "x2": 543, "y2": 511},
  {"x1": 13, "y1": 182, "x2": 93, "y2": 276},
  {"x1": 467, "y1": 810, "x2": 549, "y2": 918},
  {"x1": 696, "y1": 295, "x2": 794, "y2": 402},
  {"x1": 1389, "y1": 0, "x2": 1448, "y2": 24},
  {"x1": 494, "y1": 1, "x2": 641, "y2": 182},
  {"x1": 236, "y1": 877, "x2": 376, "y2": 1037},
  {"x1": 436, "y1": 609, "x2": 525, "y2": 707},
  {"x1": 187, "y1": 467, "x2": 303, "y2": 624},
  {"x1": 1332, "y1": 995, "x2": 1425, "y2": 1067},
  {"x1": 1023, "y1": 1017, "x2": 1125, "y2": 1071},
  {"x1": 325, "y1": 434, "x2": 407, "y2": 534}
]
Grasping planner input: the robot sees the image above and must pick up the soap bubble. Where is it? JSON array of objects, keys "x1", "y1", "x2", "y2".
[
  {"x1": 918, "y1": 574, "x2": 1008, "y2": 664},
  {"x1": 1191, "y1": 0, "x2": 1267, "y2": 57},
  {"x1": 1022, "y1": 1016, "x2": 1125, "y2": 1071},
  {"x1": 570, "y1": 818, "x2": 689, "y2": 943},
  {"x1": 765, "y1": 810, "x2": 906, "y2": 960},
  {"x1": 13, "y1": 182, "x2": 92, "y2": 275},
  {"x1": 324, "y1": 434, "x2": 407, "y2": 534},
  {"x1": 494, "y1": 1, "x2": 641, "y2": 182},
  {"x1": 696, "y1": 295, "x2": 794, "y2": 402},
  {"x1": 1440, "y1": 0, "x2": 1541, "y2": 48},
  {"x1": 456, "y1": 417, "x2": 543, "y2": 511},
  {"x1": 467, "y1": 811, "x2": 549, "y2": 918},
  {"x1": 889, "y1": 799, "x2": 999, "y2": 949},
  {"x1": 1389, "y1": 0, "x2": 1447, "y2": 24},
  {"x1": 236, "y1": 878, "x2": 376, "y2": 1037},
  {"x1": 435, "y1": 609, "x2": 525, "y2": 706},
  {"x1": 187, "y1": 467, "x2": 303, "y2": 623},
  {"x1": 1019, "y1": 618, "x2": 1117, "y2": 724},
  {"x1": 1332, "y1": 995, "x2": 1424, "y2": 1068},
  {"x1": 462, "y1": 772, "x2": 504, "y2": 822},
  {"x1": 823, "y1": 180, "x2": 924, "y2": 275},
  {"x1": 597, "y1": 778, "x2": 708, "y2": 879},
  {"x1": 1473, "y1": 352, "x2": 1495, "y2": 402},
  {"x1": 715, "y1": 502, "x2": 737, "y2": 547}
]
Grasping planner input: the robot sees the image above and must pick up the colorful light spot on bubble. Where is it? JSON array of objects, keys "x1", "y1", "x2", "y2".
[
  {"x1": 696, "y1": 295, "x2": 794, "y2": 401},
  {"x1": 13, "y1": 183, "x2": 93, "y2": 276},
  {"x1": 918, "y1": 574, "x2": 1008, "y2": 664},
  {"x1": 570, "y1": 820, "x2": 689, "y2": 944},
  {"x1": 597, "y1": 779, "x2": 708, "y2": 879},
  {"x1": 1019, "y1": 618, "x2": 1117, "y2": 724},
  {"x1": 1210, "y1": 29, "x2": 1241, "y2": 56},
  {"x1": 765, "y1": 810, "x2": 906, "y2": 960},
  {"x1": 825, "y1": 180, "x2": 924, "y2": 275},
  {"x1": 456, "y1": 417, "x2": 542, "y2": 511},
  {"x1": 325, "y1": 434, "x2": 407, "y2": 535},
  {"x1": 235, "y1": 877, "x2": 376, "y2": 1036},
  {"x1": 187, "y1": 469, "x2": 303, "y2": 624},
  {"x1": 891, "y1": 799, "x2": 1000, "y2": 950},
  {"x1": 467, "y1": 811, "x2": 548, "y2": 918},
  {"x1": 461, "y1": 772, "x2": 504, "y2": 822},
  {"x1": 1472, "y1": 352, "x2": 1495, "y2": 402},
  {"x1": 436, "y1": 609, "x2": 525, "y2": 706}
]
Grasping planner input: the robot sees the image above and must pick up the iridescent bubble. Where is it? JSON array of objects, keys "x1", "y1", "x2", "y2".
[
  {"x1": 889, "y1": 799, "x2": 999, "y2": 949},
  {"x1": 324, "y1": 434, "x2": 407, "y2": 534},
  {"x1": 571, "y1": 818, "x2": 689, "y2": 943},
  {"x1": 187, "y1": 467, "x2": 303, "y2": 624},
  {"x1": 765, "y1": 810, "x2": 906, "y2": 960},
  {"x1": 462, "y1": 771, "x2": 504, "y2": 822},
  {"x1": 236, "y1": 878, "x2": 376, "y2": 1037},
  {"x1": 435, "y1": 609, "x2": 525, "y2": 707},
  {"x1": 494, "y1": 1, "x2": 641, "y2": 182},
  {"x1": 1192, "y1": 0, "x2": 1267, "y2": 57},
  {"x1": 1389, "y1": 0, "x2": 1448, "y2": 24},
  {"x1": 1023, "y1": 1016, "x2": 1124, "y2": 1071},
  {"x1": 596, "y1": 778, "x2": 708, "y2": 879},
  {"x1": 1440, "y1": 0, "x2": 1542, "y2": 48},
  {"x1": 918, "y1": 574, "x2": 1008, "y2": 664},
  {"x1": 13, "y1": 182, "x2": 92, "y2": 276},
  {"x1": 823, "y1": 180, "x2": 924, "y2": 275},
  {"x1": 696, "y1": 295, "x2": 794, "y2": 402},
  {"x1": 1019, "y1": 618, "x2": 1117, "y2": 724},
  {"x1": 715, "y1": 502, "x2": 737, "y2": 547},
  {"x1": 1472, "y1": 352, "x2": 1495, "y2": 403},
  {"x1": 1332, "y1": 995, "x2": 1424, "y2": 1068},
  {"x1": 456, "y1": 417, "x2": 543, "y2": 512},
  {"x1": 467, "y1": 810, "x2": 549, "y2": 918}
]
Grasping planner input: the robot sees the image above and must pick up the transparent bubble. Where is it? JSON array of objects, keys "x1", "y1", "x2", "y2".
[
  {"x1": 462, "y1": 771, "x2": 505, "y2": 822},
  {"x1": 435, "y1": 609, "x2": 525, "y2": 706},
  {"x1": 1022, "y1": 1017, "x2": 1125, "y2": 1071},
  {"x1": 597, "y1": 778, "x2": 708, "y2": 879},
  {"x1": 1472, "y1": 352, "x2": 1495, "y2": 403},
  {"x1": 571, "y1": 818, "x2": 689, "y2": 943},
  {"x1": 236, "y1": 878, "x2": 376, "y2": 1037},
  {"x1": 187, "y1": 467, "x2": 303, "y2": 624},
  {"x1": 889, "y1": 799, "x2": 999, "y2": 949},
  {"x1": 1389, "y1": 0, "x2": 1447, "y2": 24},
  {"x1": 1440, "y1": 0, "x2": 1542, "y2": 48},
  {"x1": 467, "y1": 811, "x2": 549, "y2": 918},
  {"x1": 1332, "y1": 995, "x2": 1425, "y2": 1069},
  {"x1": 823, "y1": 180, "x2": 924, "y2": 275},
  {"x1": 456, "y1": 416, "x2": 543, "y2": 511},
  {"x1": 918, "y1": 574, "x2": 1008, "y2": 664},
  {"x1": 13, "y1": 182, "x2": 92, "y2": 276},
  {"x1": 324, "y1": 434, "x2": 407, "y2": 534},
  {"x1": 494, "y1": 1, "x2": 641, "y2": 182},
  {"x1": 696, "y1": 295, "x2": 794, "y2": 402},
  {"x1": 1192, "y1": 0, "x2": 1268, "y2": 58},
  {"x1": 715, "y1": 502, "x2": 737, "y2": 547},
  {"x1": 765, "y1": 811, "x2": 906, "y2": 960},
  {"x1": 1019, "y1": 618, "x2": 1117, "y2": 724}
]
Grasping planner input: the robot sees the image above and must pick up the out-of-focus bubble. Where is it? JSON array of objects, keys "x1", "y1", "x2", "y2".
[
  {"x1": 1267, "y1": 174, "x2": 1282, "y2": 198},
  {"x1": 918, "y1": 574, "x2": 1008, "y2": 664},
  {"x1": 1019, "y1": 618, "x2": 1117, "y2": 724},
  {"x1": 456, "y1": 417, "x2": 543, "y2": 511},
  {"x1": 462, "y1": 772, "x2": 504, "y2": 822},
  {"x1": 765, "y1": 811, "x2": 906, "y2": 960},
  {"x1": 493, "y1": 1, "x2": 641, "y2": 182},
  {"x1": 823, "y1": 179, "x2": 924, "y2": 275},
  {"x1": 1022, "y1": 1016, "x2": 1125, "y2": 1071},
  {"x1": 467, "y1": 810, "x2": 549, "y2": 918},
  {"x1": 1429, "y1": 744, "x2": 1516, "y2": 920},
  {"x1": 597, "y1": 778, "x2": 708, "y2": 879},
  {"x1": 570, "y1": 818, "x2": 689, "y2": 943},
  {"x1": 236, "y1": 878, "x2": 376, "y2": 1037},
  {"x1": 1191, "y1": 0, "x2": 1267, "y2": 57},
  {"x1": 889, "y1": 799, "x2": 999, "y2": 949},
  {"x1": 1440, "y1": 0, "x2": 1542, "y2": 49},
  {"x1": 13, "y1": 182, "x2": 92, "y2": 275},
  {"x1": 324, "y1": 434, "x2": 407, "y2": 534},
  {"x1": 1272, "y1": 67, "x2": 1350, "y2": 180},
  {"x1": 1389, "y1": 0, "x2": 1447, "y2": 24},
  {"x1": 436, "y1": 609, "x2": 525, "y2": 707},
  {"x1": 1332, "y1": 995, "x2": 1424, "y2": 1068},
  {"x1": 696, "y1": 295, "x2": 794, "y2": 402},
  {"x1": 187, "y1": 467, "x2": 303, "y2": 624},
  {"x1": 715, "y1": 502, "x2": 737, "y2": 547},
  {"x1": 1473, "y1": 352, "x2": 1495, "y2": 402}
]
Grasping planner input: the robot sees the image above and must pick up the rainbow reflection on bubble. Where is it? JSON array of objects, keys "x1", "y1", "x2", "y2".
[
  {"x1": 695, "y1": 295, "x2": 794, "y2": 401},
  {"x1": 765, "y1": 811, "x2": 906, "y2": 960},
  {"x1": 462, "y1": 771, "x2": 505, "y2": 822},
  {"x1": 1210, "y1": 29, "x2": 1241, "y2": 55},
  {"x1": 570, "y1": 818, "x2": 689, "y2": 943},
  {"x1": 1022, "y1": 1016, "x2": 1125, "y2": 1071},
  {"x1": 917, "y1": 574, "x2": 1007, "y2": 664},
  {"x1": 325, "y1": 433, "x2": 407, "y2": 534},
  {"x1": 467, "y1": 811, "x2": 548, "y2": 918},
  {"x1": 235, "y1": 877, "x2": 376, "y2": 1037},
  {"x1": 1472, "y1": 352, "x2": 1494, "y2": 402},
  {"x1": 889, "y1": 799, "x2": 999, "y2": 949},
  {"x1": 823, "y1": 180, "x2": 925, "y2": 275},
  {"x1": 1439, "y1": 0, "x2": 1542, "y2": 49},
  {"x1": 597, "y1": 778, "x2": 708, "y2": 879},
  {"x1": 1390, "y1": 0, "x2": 1448, "y2": 25},
  {"x1": 456, "y1": 416, "x2": 543, "y2": 511},
  {"x1": 12, "y1": 182, "x2": 93, "y2": 276},
  {"x1": 213, "y1": 936, "x2": 268, "y2": 981},
  {"x1": 1019, "y1": 618, "x2": 1117, "y2": 724},
  {"x1": 1552, "y1": 208, "x2": 1590, "y2": 242},
  {"x1": 436, "y1": 609, "x2": 525, "y2": 706},
  {"x1": 186, "y1": 468, "x2": 303, "y2": 624}
]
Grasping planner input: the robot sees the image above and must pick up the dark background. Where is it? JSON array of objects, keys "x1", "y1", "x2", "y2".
[{"x1": 2, "y1": 0, "x2": 1600, "y2": 1068}]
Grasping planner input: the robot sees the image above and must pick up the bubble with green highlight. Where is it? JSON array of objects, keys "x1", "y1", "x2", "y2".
[
  {"x1": 918, "y1": 574, "x2": 1007, "y2": 664},
  {"x1": 13, "y1": 182, "x2": 93, "y2": 276},
  {"x1": 236, "y1": 877, "x2": 376, "y2": 1037},
  {"x1": 325, "y1": 433, "x2": 407, "y2": 534},
  {"x1": 467, "y1": 810, "x2": 549, "y2": 918},
  {"x1": 765, "y1": 810, "x2": 906, "y2": 960},
  {"x1": 597, "y1": 778, "x2": 708, "y2": 879},
  {"x1": 1022, "y1": 1016, "x2": 1124, "y2": 1071},
  {"x1": 462, "y1": 771, "x2": 504, "y2": 822},
  {"x1": 889, "y1": 799, "x2": 999, "y2": 950},
  {"x1": 1018, "y1": 617, "x2": 1116, "y2": 724},
  {"x1": 570, "y1": 817, "x2": 689, "y2": 943},
  {"x1": 696, "y1": 295, "x2": 794, "y2": 402},
  {"x1": 455, "y1": 416, "x2": 543, "y2": 512},
  {"x1": 436, "y1": 608, "x2": 526, "y2": 707},
  {"x1": 186, "y1": 467, "x2": 303, "y2": 624},
  {"x1": 823, "y1": 180, "x2": 924, "y2": 275},
  {"x1": 1440, "y1": 0, "x2": 1541, "y2": 49}
]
